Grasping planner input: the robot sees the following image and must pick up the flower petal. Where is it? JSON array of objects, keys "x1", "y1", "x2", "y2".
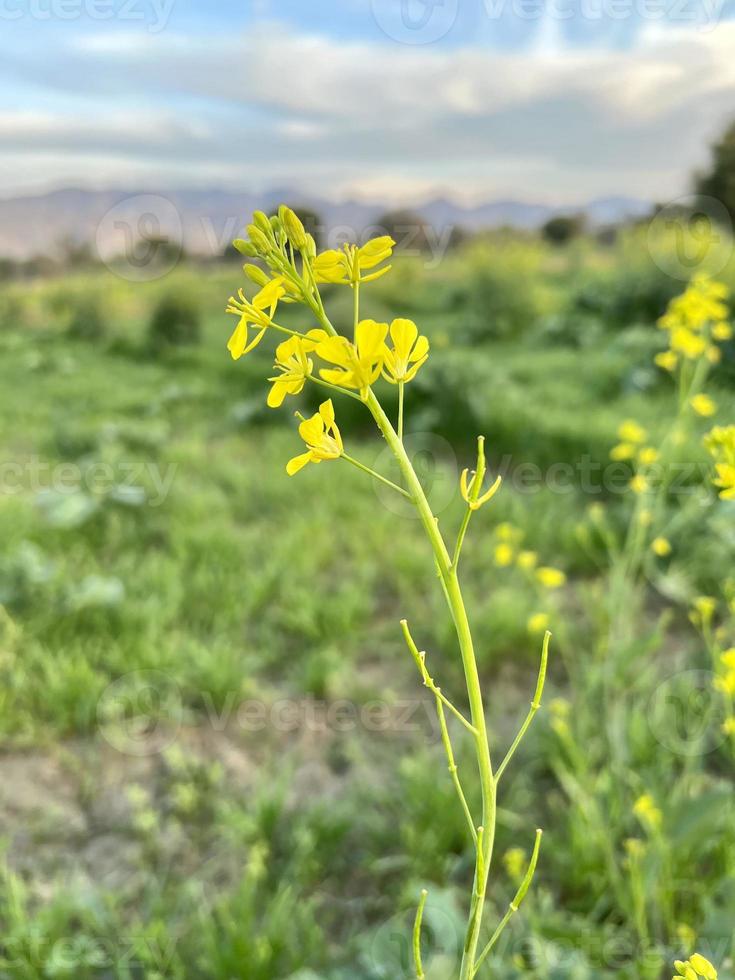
[
  {"x1": 286, "y1": 451, "x2": 313, "y2": 476},
  {"x1": 390, "y1": 318, "x2": 418, "y2": 359}
]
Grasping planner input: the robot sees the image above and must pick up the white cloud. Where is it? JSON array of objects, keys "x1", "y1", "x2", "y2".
[{"x1": 1, "y1": 20, "x2": 735, "y2": 201}]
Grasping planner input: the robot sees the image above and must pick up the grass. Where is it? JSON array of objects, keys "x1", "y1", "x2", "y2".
[{"x1": 0, "y1": 232, "x2": 734, "y2": 978}]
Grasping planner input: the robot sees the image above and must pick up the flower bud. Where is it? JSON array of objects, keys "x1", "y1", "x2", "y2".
[
  {"x1": 279, "y1": 206, "x2": 307, "y2": 250},
  {"x1": 243, "y1": 264, "x2": 270, "y2": 287},
  {"x1": 232, "y1": 238, "x2": 257, "y2": 257},
  {"x1": 252, "y1": 211, "x2": 272, "y2": 234},
  {"x1": 247, "y1": 224, "x2": 271, "y2": 254}
]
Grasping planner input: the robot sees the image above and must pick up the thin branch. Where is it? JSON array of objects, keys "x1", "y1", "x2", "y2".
[
  {"x1": 495, "y1": 631, "x2": 551, "y2": 784},
  {"x1": 453, "y1": 507, "x2": 473, "y2": 570},
  {"x1": 341, "y1": 453, "x2": 413, "y2": 499},
  {"x1": 401, "y1": 621, "x2": 478, "y2": 736},
  {"x1": 472, "y1": 829, "x2": 543, "y2": 977},
  {"x1": 311, "y1": 376, "x2": 363, "y2": 402},
  {"x1": 413, "y1": 889, "x2": 428, "y2": 980},
  {"x1": 401, "y1": 620, "x2": 478, "y2": 844}
]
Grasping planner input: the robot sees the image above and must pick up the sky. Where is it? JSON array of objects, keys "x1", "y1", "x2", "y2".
[{"x1": 2, "y1": 0, "x2": 735, "y2": 204}]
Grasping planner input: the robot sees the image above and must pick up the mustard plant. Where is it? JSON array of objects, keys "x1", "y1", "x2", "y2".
[{"x1": 224, "y1": 206, "x2": 551, "y2": 978}]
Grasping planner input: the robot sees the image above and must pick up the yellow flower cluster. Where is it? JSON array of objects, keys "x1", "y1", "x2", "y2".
[
  {"x1": 673, "y1": 954, "x2": 718, "y2": 980},
  {"x1": 633, "y1": 792, "x2": 662, "y2": 833},
  {"x1": 704, "y1": 425, "x2": 735, "y2": 500},
  {"x1": 490, "y1": 523, "x2": 565, "y2": 634},
  {"x1": 610, "y1": 419, "x2": 660, "y2": 470},
  {"x1": 714, "y1": 648, "x2": 735, "y2": 698},
  {"x1": 656, "y1": 275, "x2": 731, "y2": 369},
  {"x1": 224, "y1": 208, "x2": 431, "y2": 475}
]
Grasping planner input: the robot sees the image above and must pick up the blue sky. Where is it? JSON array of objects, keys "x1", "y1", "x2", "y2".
[{"x1": 2, "y1": 0, "x2": 735, "y2": 202}]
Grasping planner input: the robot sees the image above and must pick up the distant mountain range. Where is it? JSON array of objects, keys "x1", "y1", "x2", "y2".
[{"x1": 0, "y1": 187, "x2": 652, "y2": 260}]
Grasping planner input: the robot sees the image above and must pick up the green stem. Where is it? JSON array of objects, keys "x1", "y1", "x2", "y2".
[
  {"x1": 311, "y1": 377, "x2": 363, "y2": 402},
  {"x1": 364, "y1": 391, "x2": 495, "y2": 980},
  {"x1": 473, "y1": 830, "x2": 543, "y2": 976},
  {"x1": 413, "y1": 889, "x2": 428, "y2": 980},
  {"x1": 495, "y1": 631, "x2": 550, "y2": 784},
  {"x1": 398, "y1": 380, "x2": 405, "y2": 442},
  {"x1": 341, "y1": 452, "x2": 412, "y2": 500}
]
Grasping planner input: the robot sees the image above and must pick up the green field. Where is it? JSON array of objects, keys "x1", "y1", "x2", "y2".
[{"x1": 0, "y1": 228, "x2": 734, "y2": 978}]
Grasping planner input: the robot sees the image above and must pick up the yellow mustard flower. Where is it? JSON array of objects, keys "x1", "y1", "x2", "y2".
[
  {"x1": 496, "y1": 522, "x2": 519, "y2": 541},
  {"x1": 381, "y1": 318, "x2": 430, "y2": 384},
  {"x1": 286, "y1": 399, "x2": 343, "y2": 476},
  {"x1": 618, "y1": 420, "x2": 647, "y2": 444},
  {"x1": 536, "y1": 567, "x2": 566, "y2": 589},
  {"x1": 671, "y1": 328, "x2": 707, "y2": 360},
  {"x1": 494, "y1": 543, "x2": 514, "y2": 567},
  {"x1": 527, "y1": 611, "x2": 549, "y2": 634},
  {"x1": 704, "y1": 426, "x2": 735, "y2": 500},
  {"x1": 691, "y1": 595, "x2": 717, "y2": 627},
  {"x1": 317, "y1": 319, "x2": 388, "y2": 398},
  {"x1": 690, "y1": 394, "x2": 717, "y2": 418},
  {"x1": 633, "y1": 793, "x2": 662, "y2": 832},
  {"x1": 674, "y1": 954, "x2": 718, "y2": 979},
  {"x1": 655, "y1": 350, "x2": 679, "y2": 372},
  {"x1": 630, "y1": 474, "x2": 649, "y2": 495},
  {"x1": 267, "y1": 330, "x2": 328, "y2": 408},
  {"x1": 714, "y1": 671, "x2": 735, "y2": 697},
  {"x1": 712, "y1": 321, "x2": 733, "y2": 341},
  {"x1": 226, "y1": 278, "x2": 286, "y2": 359},
  {"x1": 652, "y1": 537, "x2": 671, "y2": 557},
  {"x1": 639, "y1": 447, "x2": 660, "y2": 466},
  {"x1": 549, "y1": 698, "x2": 570, "y2": 737},
  {"x1": 503, "y1": 847, "x2": 527, "y2": 882},
  {"x1": 312, "y1": 237, "x2": 394, "y2": 285},
  {"x1": 723, "y1": 717, "x2": 735, "y2": 736},
  {"x1": 517, "y1": 550, "x2": 538, "y2": 570},
  {"x1": 611, "y1": 443, "x2": 636, "y2": 462},
  {"x1": 706, "y1": 345, "x2": 722, "y2": 365}
]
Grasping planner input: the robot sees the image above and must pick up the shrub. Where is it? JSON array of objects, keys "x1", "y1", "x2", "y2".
[
  {"x1": 148, "y1": 292, "x2": 201, "y2": 350},
  {"x1": 66, "y1": 294, "x2": 107, "y2": 341}
]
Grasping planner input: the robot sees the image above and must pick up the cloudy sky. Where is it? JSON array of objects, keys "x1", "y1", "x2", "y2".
[{"x1": 2, "y1": 0, "x2": 735, "y2": 204}]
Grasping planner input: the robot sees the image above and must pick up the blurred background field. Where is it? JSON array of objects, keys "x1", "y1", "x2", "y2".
[{"x1": 1, "y1": 221, "x2": 734, "y2": 978}]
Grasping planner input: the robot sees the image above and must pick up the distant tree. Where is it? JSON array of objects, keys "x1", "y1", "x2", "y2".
[
  {"x1": 541, "y1": 213, "x2": 586, "y2": 246},
  {"x1": 372, "y1": 209, "x2": 465, "y2": 255},
  {"x1": 56, "y1": 235, "x2": 96, "y2": 269},
  {"x1": 148, "y1": 293, "x2": 201, "y2": 350},
  {"x1": 696, "y1": 118, "x2": 735, "y2": 225}
]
